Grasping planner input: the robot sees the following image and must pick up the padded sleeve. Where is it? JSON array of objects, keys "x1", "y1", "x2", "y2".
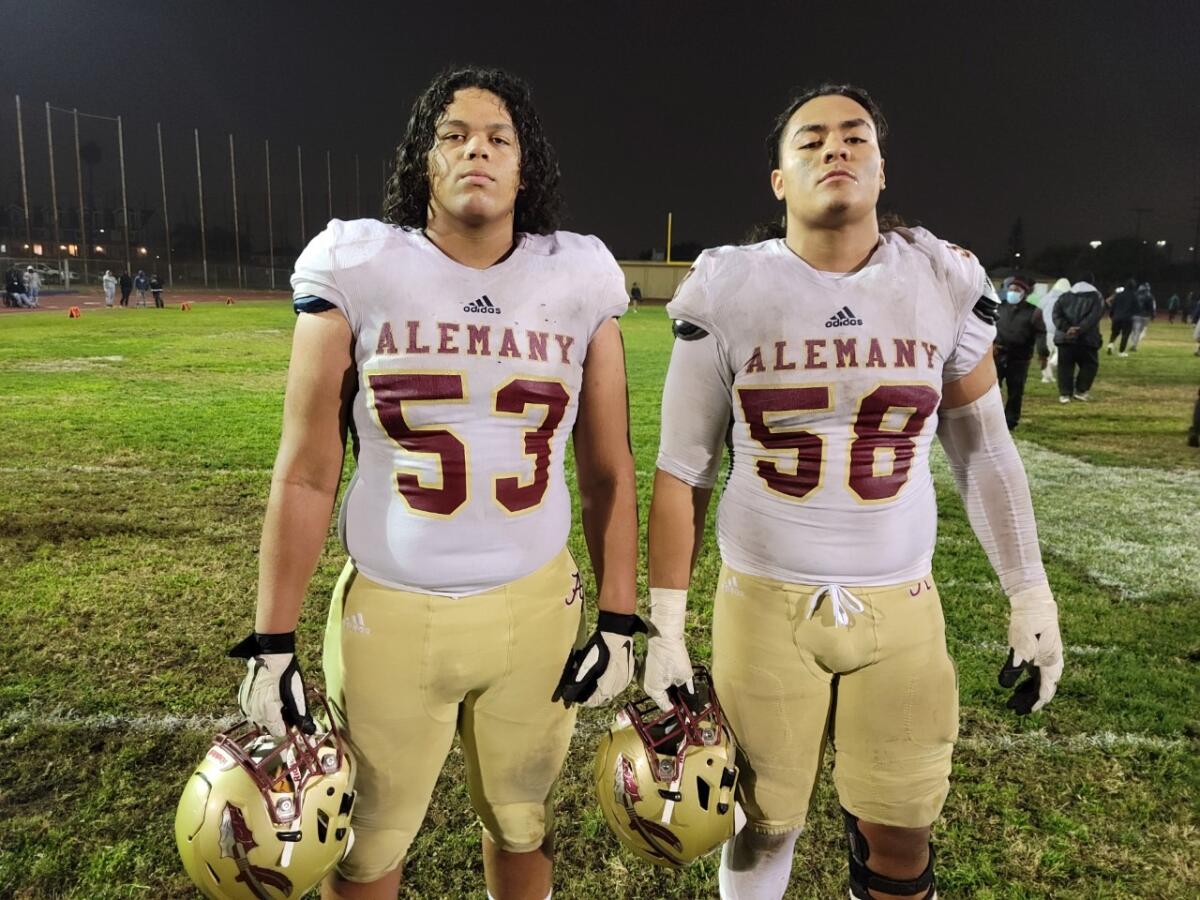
[
  {"x1": 290, "y1": 220, "x2": 354, "y2": 330},
  {"x1": 656, "y1": 321, "x2": 733, "y2": 489}
]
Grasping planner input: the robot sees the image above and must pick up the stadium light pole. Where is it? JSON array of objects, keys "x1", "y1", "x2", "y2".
[
  {"x1": 45, "y1": 103, "x2": 64, "y2": 286},
  {"x1": 156, "y1": 123, "x2": 174, "y2": 287},
  {"x1": 195, "y1": 128, "x2": 209, "y2": 287},
  {"x1": 229, "y1": 134, "x2": 243, "y2": 289},
  {"x1": 297, "y1": 145, "x2": 306, "y2": 246},
  {"x1": 355, "y1": 153, "x2": 361, "y2": 219},
  {"x1": 117, "y1": 116, "x2": 131, "y2": 275},
  {"x1": 15, "y1": 95, "x2": 32, "y2": 251},
  {"x1": 265, "y1": 139, "x2": 275, "y2": 290},
  {"x1": 666, "y1": 211, "x2": 673, "y2": 264},
  {"x1": 73, "y1": 109, "x2": 87, "y2": 282}
]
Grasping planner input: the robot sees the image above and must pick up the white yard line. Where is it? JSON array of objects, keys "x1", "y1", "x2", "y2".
[
  {"x1": 3, "y1": 709, "x2": 1185, "y2": 753},
  {"x1": 932, "y1": 442, "x2": 1200, "y2": 601}
]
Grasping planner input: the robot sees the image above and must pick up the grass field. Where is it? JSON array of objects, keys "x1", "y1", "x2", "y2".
[{"x1": 0, "y1": 298, "x2": 1197, "y2": 899}]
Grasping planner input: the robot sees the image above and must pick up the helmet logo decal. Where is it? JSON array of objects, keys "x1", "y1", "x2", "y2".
[
  {"x1": 219, "y1": 804, "x2": 294, "y2": 899},
  {"x1": 616, "y1": 754, "x2": 642, "y2": 804}
]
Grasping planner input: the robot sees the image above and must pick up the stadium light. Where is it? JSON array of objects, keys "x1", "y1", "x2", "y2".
[
  {"x1": 1089, "y1": 240, "x2": 1102, "y2": 249},
  {"x1": 1156, "y1": 240, "x2": 1167, "y2": 247},
  {"x1": 95, "y1": 245, "x2": 104, "y2": 253},
  {"x1": 138, "y1": 247, "x2": 148, "y2": 256}
]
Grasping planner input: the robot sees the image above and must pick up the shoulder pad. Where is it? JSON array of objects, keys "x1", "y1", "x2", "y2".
[
  {"x1": 672, "y1": 319, "x2": 709, "y2": 341},
  {"x1": 972, "y1": 294, "x2": 1000, "y2": 326},
  {"x1": 293, "y1": 295, "x2": 338, "y2": 315}
]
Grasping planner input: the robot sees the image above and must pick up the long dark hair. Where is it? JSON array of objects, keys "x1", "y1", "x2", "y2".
[{"x1": 383, "y1": 66, "x2": 563, "y2": 234}]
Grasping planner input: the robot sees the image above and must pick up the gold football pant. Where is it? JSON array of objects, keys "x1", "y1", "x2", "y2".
[
  {"x1": 323, "y1": 548, "x2": 583, "y2": 882},
  {"x1": 712, "y1": 565, "x2": 958, "y2": 833}
]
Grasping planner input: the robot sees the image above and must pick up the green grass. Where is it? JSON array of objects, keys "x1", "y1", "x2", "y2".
[{"x1": 0, "y1": 302, "x2": 1197, "y2": 898}]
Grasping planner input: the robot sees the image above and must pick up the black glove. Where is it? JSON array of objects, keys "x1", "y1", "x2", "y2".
[
  {"x1": 552, "y1": 611, "x2": 647, "y2": 708},
  {"x1": 229, "y1": 631, "x2": 315, "y2": 736}
]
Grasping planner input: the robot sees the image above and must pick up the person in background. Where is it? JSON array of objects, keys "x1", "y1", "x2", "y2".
[
  {"x1": 1167, "y1": 292, "x2": 1181, "y2": 324},
  {"x1": 102, "y1": 270, "x2": 117, "y2": 308},
  {"x1": 994, "y1": 275, "x2": 1044, "y2": 429},
  {"x1": 1053, "y1": 277, "x2": 1104, "y2": 402},
  {"x1": 150, "y1": 273, "x2": 164, "y2": 308},
  {"x1": 134, "y1": 270, "x2": 150, "y2": 307},
  {"x1": 1038, "y1": 277, "x2": 1069, "y2": 384},
  {"x1": 23, "y1": 266, "x2": 41, "y2": 307},
  {"x1": 1128, "y1": 281, "x2": 1156, "y2": 351},
  {"x1": 6, "y1": 267, "x2": 33, "y2": 308},
  {"x1": 118, "y1": 270, "x2": 132, "y2": 307},
  {"x1": 630, "y1": 280, "x2": 641, "y2": 312},
  {"x1": 1106, "y1": 279, "x2": 1137, "y2": 357},
  {"x1": 1186, "y1": 290, "x2": 1198, "y2": 325}
]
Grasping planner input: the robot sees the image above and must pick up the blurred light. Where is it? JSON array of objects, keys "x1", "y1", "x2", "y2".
[
  {"x1": 1089, "y1": 240, "x2": 1102, "y2": 249},
  {"x1": 138, "y1": 246, "x2": 148, "y2": 255},
  {"x1": 99, "y1": 229, "x2": 105, "y2": 233},
  {"x1": 95, "y1": 245, "x2": 104, "y2": 253},
  {"x1": 1115, "y1": 286, "x2": 1125, "y2": 293},
  {"x1": 1155, "y1": 240, "x2": 1167, "y2": 247},
  {"x1": 59, "y1": 244, "x2": 67, "y2": 250},
  {"x1": 1014, "y1": 252, "x2": 1021, "y2": 258}
]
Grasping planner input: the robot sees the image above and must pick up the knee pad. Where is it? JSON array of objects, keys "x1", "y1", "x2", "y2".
[{"x1": 842, "y1": 808, "x2": 935, "y2": 900}]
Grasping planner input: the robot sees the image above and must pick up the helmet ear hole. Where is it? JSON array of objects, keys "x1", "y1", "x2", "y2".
[{"x1": 695, "y1": 777, "x2": 711, "y2": 811}]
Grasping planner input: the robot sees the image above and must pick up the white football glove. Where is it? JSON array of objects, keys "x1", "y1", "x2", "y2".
[
  {"x1": 999, "y1": 584, "x2": 1064, "y2": 715},
  {"x1": 228, "y1": 631, "x2": 315, "y2": 737},
  {"x1": 642, "y1": 588, "x2": 695, "y2": 711},
  {"x1": 552, "y1": 612, "x2": 647, "y2": 708}
]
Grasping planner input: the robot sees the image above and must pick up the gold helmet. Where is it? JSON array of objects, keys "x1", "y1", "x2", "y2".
[
  {"x1": 593, "y1": 667, "x2": 739, "y2": 868},
  {"x1": 175, "y1": 693, "x2": 356, "y2": 899}
]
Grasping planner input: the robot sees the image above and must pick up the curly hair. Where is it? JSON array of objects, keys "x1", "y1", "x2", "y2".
[
  {"x1": 766, "y1": 83, "x2": 889, "y2": 170},
  {"x1": 382, "y1": 66, "x2": 563, "y2": 234}
]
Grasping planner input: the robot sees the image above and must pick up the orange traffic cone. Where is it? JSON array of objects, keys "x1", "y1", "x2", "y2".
[
  {"x1": 225, "y1": 297, "x2": 236, "y2": 305},
  {"x1": 68, "y1": 306, "x2": 81, "y2": 318},
  {"x1": 180, "y1": 301, "x2": 192, "y2": 311}
]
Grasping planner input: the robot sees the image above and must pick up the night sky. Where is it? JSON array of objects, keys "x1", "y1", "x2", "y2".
[{"x1": 3, "y1": 0, "x2": 1198, "y2": 265}]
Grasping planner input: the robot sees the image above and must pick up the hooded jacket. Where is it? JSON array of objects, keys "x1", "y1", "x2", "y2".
[{"x1": 1052, "y1": 282, "x2": 1105, "y2": 348}]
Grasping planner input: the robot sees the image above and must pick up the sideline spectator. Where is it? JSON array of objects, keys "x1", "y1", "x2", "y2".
[
  {"x1": 1128, "y1": 282, "x2": 1156, "y2": 351},
  {"x1": 1186, "y1": 291, "x2": 1198, "y2": 325},
  {"x1": 994, "y1": 275, "x2": 1044, "y2": 429},
  {"x1": 1052, "y1": 278, "x2": 1104, "y2": 403},
  {"x1": 134, "y1": 270, "x2": 149, "y2": 307},
  {"x1": 630, "y1": 281, "x2": 641, "y2": 313},
  {"x1": 24, "y1": 266, "x2": 41, "y2": 306},
  {"x1": 1039, "y1": 277, "x2": 1070, "y2": 383},
  {"x1": 5, "y1": 267, "x2": 33, "y2": 308},
  {"x1": 150, "y1": 274, "x2": 164, "y2": 308},
  {"x1": 1167, "y1": 292, "x2": 1182, "y2": 323},
  {"x1": 119, "y1": 271, "x2": 132, "y2": 307},
  {"x1": 102, "y1": 270, "x2": 117, "y2": 307},
  {"x1": 1106, "y1": 278, "x2": 1137, "y2": 357}
]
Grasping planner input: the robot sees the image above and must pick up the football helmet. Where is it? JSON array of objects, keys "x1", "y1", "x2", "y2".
[
  {"x1": 175, "y1": 692, "x2": 355, "y2": 899},
  {"x1": 593, "y1": 667, "x2": 739, "y2": 868}
]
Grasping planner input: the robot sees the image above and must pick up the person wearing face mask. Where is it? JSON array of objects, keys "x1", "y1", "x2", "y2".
[{"x1": 993, "y1": 276, "x2": 1044, "y2": 430}]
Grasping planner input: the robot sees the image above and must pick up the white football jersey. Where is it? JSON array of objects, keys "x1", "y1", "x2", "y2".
[
  {"x1": 292, "y1": 219, "x2": 627, "y2": 595},
  {"x1": 658, "y1": 227, "x2": 997, "y2": 586}
]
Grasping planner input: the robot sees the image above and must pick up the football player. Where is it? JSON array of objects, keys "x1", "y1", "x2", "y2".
[
  {"x1": 230, "y1": 66, "x2": 639, "y2": 900},
  {"x1": 644, "y1": 84, "x2": 1063, "y2": 900}
]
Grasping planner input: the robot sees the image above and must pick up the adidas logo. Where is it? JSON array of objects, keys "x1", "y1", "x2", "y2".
[
  {"x1": 463, "y1": 294, "x2": 501, "y2": 314},
  {"x1": 824, "y1": 305, "x2": 863, "y2": 328},
  {"x1": 342, "y1": 612, "x2": 370, "y2": 635}
]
